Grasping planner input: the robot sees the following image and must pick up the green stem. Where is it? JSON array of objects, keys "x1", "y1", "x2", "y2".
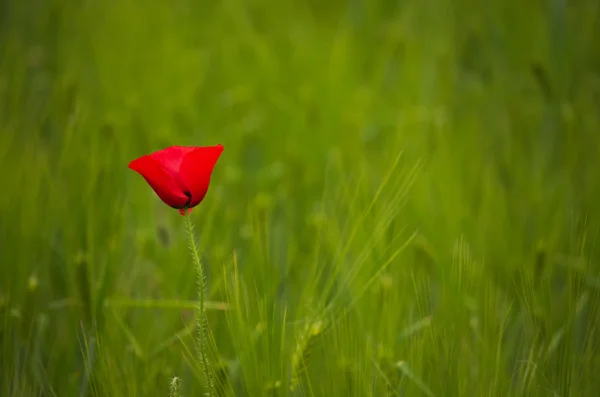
[{"x1": 184, "y1": 212, "x2": 214, "y2": 396}]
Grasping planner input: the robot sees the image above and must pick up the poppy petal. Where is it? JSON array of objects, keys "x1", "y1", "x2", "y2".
[
  {"x1": 179, "y1": 144, "x2": 224, "y2": 208},
  {"x1": 129, "y1": 155, "x2": 190, "y2": 209},
  {"x1": 149, "y1": 146, "x2": 197, "y2": 176}
]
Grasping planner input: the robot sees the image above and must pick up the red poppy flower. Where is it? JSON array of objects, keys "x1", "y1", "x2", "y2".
[{"x1": 129, "y1": 144, "x2": 224, "y2": 215}]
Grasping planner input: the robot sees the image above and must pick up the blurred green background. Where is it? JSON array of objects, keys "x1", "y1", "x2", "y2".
[{"x1": 1, "y1": 0, "x2": 600, "y2": 395}]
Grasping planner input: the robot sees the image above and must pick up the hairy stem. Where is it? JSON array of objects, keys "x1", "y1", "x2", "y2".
[{"x1": 184, "y1": 212, "x2": 214, "y2": 396}]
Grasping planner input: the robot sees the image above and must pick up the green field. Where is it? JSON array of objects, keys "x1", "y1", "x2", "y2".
[{"x1": 2, "y1": 0, "x2": 600, "y2": 395}]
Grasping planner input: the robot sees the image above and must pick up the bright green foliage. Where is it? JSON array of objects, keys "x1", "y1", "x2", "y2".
[{"x1": 1, "y1": 0, "x2": 600, "y2": 396}]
